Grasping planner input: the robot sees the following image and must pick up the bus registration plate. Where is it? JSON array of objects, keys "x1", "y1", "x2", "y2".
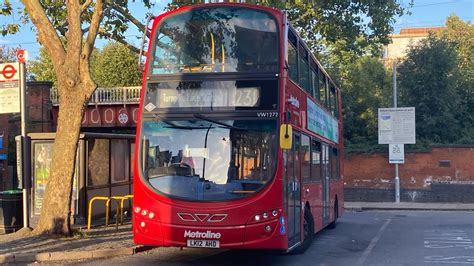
[{"x1": 187, "y1": 239, "x2": 220, "y2": 248}]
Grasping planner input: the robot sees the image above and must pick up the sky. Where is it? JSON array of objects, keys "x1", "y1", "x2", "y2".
[{"x1": 0, "y1": 0, "x2": 473, "y2": 60}]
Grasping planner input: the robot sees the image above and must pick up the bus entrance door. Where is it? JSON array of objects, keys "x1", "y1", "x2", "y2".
[
  {"x1": 321, "y1": 144, "x2": 330, "y2": 225},
  {"x1": 286, "y1": 133, "x2": 302, "y2": 248}
]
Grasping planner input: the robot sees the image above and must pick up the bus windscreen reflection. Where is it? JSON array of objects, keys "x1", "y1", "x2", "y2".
[{"x1": 142, "y1": 119, "x2": 277, "y2": 201}]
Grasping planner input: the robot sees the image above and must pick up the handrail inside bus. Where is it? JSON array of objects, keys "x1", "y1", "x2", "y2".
[
  {"x1": 210, "y1": 32, "x2": 215, "y2": 65},
  {"x1": 221, "y1": 43, "x2": 225, "y2": 72},
  {"x1": 230, "y1": 190, "x2": 256, "y2": 194}
]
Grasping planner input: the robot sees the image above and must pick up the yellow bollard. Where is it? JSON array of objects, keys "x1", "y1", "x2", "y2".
[
  {"x1": 109, "y1": 195, "x2": 134, "y2": 225},
  {"x1": 87, "y1": 195, "x2": 134, "y2": 231},
  {"x1": 120, "y1": 195, "x2": 133, "y2": 224},
  {"x1": 87, "y1": 196, "x2": 111, "y2": 231},
  {"x1": 110, "y1": 196, "x2": 125, "y2": 227}
]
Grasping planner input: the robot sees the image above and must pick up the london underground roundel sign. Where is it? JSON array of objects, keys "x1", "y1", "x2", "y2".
[
  {"x1": 0, "y1": 62, "x2": 21, "y2": 114},
  {"x1": 0, "y1": 64, "x2": 19, "y2": 81}
]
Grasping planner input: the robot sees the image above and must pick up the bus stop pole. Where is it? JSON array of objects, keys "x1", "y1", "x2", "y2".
[
  {"x1": 20, "y1": 62, "x2": 30, "y2": 228},
  {"x1": 393, "y1": 61, "x2": 400, "y2": 203}
]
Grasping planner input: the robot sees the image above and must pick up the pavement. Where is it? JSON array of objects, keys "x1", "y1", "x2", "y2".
[
  {"x1": 1, "y1": 202, "x2": 473, "y2": 264},
  {"x1": 0, "y1": 223, "x2": 151, "y2": 264}
]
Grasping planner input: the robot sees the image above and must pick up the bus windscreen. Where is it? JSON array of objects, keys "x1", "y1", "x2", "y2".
[
  {"x1": 141, "y1": 119, "x2": 277, "y2": 201},
  {"x1": 150, "y1": 7, "x2": 279, "y2": 74}
]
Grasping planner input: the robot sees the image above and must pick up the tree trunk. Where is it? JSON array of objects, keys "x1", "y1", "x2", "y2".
[
  {"x1": 32, "y1": 89, "x2": 87, "y2": 235},
  {"x1": 20, "y1": 0, "x2": 102, "y2": 236}
]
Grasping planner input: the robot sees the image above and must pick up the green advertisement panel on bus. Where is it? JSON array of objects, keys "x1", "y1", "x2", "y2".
[{"x1": 307, "y1": 98, "x2": 339, "y2": 143}]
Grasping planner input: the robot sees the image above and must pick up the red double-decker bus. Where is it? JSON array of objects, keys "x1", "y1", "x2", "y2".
[{"x1": 133, "y1": 3, "x2": 343, "y2": 253}]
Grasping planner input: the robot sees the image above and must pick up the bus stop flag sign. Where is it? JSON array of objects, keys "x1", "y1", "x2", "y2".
[
  {"x1": 0, "y1": 63, "x2": 21, "y2": 114},
  {"x1": 378, "y1": 107, "x2": 416, "y2": 144}
]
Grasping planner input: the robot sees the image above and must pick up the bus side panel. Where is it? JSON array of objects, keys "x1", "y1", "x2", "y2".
[{"x1": 302, "y1": 182, "x2": 324, "y2": 233}]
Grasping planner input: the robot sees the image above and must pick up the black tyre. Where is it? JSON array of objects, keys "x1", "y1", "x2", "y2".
[
  {"x1": 291, "y1": 206, "x2": 314, "y2": 254},
  {"x1": 328, "y1": 200, "x2": 338, "y2": 229}
]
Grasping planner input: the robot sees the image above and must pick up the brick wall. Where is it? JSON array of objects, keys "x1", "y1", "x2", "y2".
[
  {"x1": 344, "y1": 146, "x2": 474, "y2": 202},
  {"x1": 26, "y1": 82, "x2": 54, "y2": 133}
]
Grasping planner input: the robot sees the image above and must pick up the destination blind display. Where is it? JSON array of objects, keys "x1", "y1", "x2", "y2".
[
  {"x1": 145, "y1": 80, "x2": 278, "y2": 110},
  {"x1": 158, "y1": 86, "x2": 259, "y2": 108}
]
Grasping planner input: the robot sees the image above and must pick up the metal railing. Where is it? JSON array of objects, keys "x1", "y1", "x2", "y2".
[
  {"x1": 87, "y1": 194, "x2": 134, "y2": 231},
  {"x1": 51, "y1": 86, "x2": 141, "y2": 105}
]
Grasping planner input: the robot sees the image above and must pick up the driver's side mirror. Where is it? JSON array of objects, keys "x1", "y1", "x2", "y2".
[{"x1": 280, "y1": 124, "x2": 293, "y2": 150}]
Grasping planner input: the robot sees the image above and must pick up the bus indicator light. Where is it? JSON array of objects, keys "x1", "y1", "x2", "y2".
[
  {"x1": 272, "y1": 210, "x2": 278, "y2": 217},
  {"x1": 279, "y1": 216, "x2": 285, "y2": 225},
  {"x1": 140, "y1": 222, "x2": 146, "y2": 228},
  {"x1": 265, "y1": 225, "x2": 272, "y2": 232},
  {"x1": 148, "y1": 212, "x2": 155, "y2": 219},
  {"x1": 280, "y1": 225, "x2": 286, "y2": 235},
  {"x1": 263, "y1": 213, "x2": 269, "y2": 219},
  {"x1": 134, "y1": 207, "x2": 141, "y2": 213}
]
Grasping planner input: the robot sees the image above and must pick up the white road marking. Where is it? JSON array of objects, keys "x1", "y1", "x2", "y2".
[
  {"x1": 425, "y1": 255, "x2": 474, "y2": 264},
  {"x1": 424, "y1": 230, "x2": 474, "y2": 264},
  {"x1": 356, "y1": 219, "x2": 391, "y2": 265}
]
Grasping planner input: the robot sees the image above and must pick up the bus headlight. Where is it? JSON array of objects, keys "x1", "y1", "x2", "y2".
[
  {"x1": 250, "y1": 209, "x2": 281, "y2": 224},
  {"x1": 254, "y1": 215, "x2": 261, "y2": 222}
]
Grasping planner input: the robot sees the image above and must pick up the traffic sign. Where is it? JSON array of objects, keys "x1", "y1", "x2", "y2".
[
  {"x1": 16, "y1": 49, "x2": 28, "y2": 63},
  {"x1": 389, "y1": 144, "x2": 405, "y2": 164}
]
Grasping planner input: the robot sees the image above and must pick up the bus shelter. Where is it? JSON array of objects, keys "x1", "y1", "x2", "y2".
[{"x1": 19, "y1": 132, "x2": 135, "y2": 226}]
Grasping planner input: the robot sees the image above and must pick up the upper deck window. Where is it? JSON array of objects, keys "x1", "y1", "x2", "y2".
[{"x1": 151, "y1": 7, "x2": 279, "y2": 74}]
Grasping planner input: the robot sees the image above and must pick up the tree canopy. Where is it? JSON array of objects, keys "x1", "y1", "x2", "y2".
[
  {"x1": 340, "y1": 56, "x2": 391, "y2": 152},
  {"x1": 395, "y1": 17, "x2": 473, "y2": 146},
  {"x1": 0, "y1": 44, "x2": 16, "y2": 62},
  {"x1": 1, "y1": 0, "x2": 152, "y2": 53},
  {"x1": 336, "y1": 15, "x2": 473, "y2": 152},
  {"x1": 398, "y1": 35, "x2": 462, "y2": 144},
  {"x1": 29, "y1": 42, "x2": 142, "y2": 87},
  {"x1": 91, "y1": 42, "x2": 142, "y2": 87}
]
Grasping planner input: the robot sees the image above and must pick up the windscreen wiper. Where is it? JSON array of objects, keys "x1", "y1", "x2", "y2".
[
  {"x1": 163, "y1": 122, "x2": 211, "y2": 130},
  {"x1": 151, "y1": 114, "x2": 212, "y2": 130},
  {"x1": 194, "y1": 114, "x2": 245, "y2": 130}
]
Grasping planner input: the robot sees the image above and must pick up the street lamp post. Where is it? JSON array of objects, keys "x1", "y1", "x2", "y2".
[{"x1": 393, "y1": 61, "x2": 400, "y2": 203}]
